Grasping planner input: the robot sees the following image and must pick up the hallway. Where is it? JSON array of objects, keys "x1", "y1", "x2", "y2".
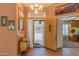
[{"x1": 28, "y1": 48, "x2": 79, "y2": 56}]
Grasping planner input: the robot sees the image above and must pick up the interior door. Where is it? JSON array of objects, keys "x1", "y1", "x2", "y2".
[{"x1": 45, "y1": 19, "x2": 57, "y2": 51}]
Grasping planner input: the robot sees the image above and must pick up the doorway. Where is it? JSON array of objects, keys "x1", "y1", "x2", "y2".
[
  {"x1": 33, "y1": 20, "x2": 45, "y2": 48},
  {"x1": 57, "y1": 16, "x2": 79, "y2": 48},
  {"x1": 63, "y1": 20, "x2": 79, "y2": 48}
]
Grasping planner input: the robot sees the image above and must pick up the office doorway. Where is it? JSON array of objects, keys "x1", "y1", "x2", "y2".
[{"x1": 33, "y1": 20, "x2": 45, "y2": 48}]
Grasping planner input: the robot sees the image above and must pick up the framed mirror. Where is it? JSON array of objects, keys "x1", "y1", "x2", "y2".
[
  {"x1": 19, "y1": 9, "x2": 24, "y2": 31},
  {"x1": 20, "y1": 17, "x2": 24, "y2": 31}
]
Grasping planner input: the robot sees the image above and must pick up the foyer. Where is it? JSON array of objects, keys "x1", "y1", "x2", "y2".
[{"x1": 0, "y1": 3, "x2": 79, "y2": 56}]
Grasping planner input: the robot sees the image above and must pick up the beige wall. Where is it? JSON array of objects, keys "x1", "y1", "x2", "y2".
[{"x1": 0, "y1": 4, "x2": 18, "y2": 55}]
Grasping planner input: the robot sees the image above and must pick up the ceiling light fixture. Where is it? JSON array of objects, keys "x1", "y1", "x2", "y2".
[
  {"x1": 39, "y1": 5, "x2": 43, "y2": 10},
  {"x1": 35, "y1": 8, "x2": 38, "y2": 14},
  {"x1": 34, "y1": 4, "x2": 38, "y2": 7},
  {"x1": 30, "y1": 4, "x2": 43, "y2": 14},
  {"x1": 30, "y1": 5, "x2": 34, "y2": 10}
]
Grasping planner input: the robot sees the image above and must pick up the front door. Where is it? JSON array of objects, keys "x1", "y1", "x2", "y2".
[{"x1": 33, "y1": 20, "x2": 45, "y2": 48}]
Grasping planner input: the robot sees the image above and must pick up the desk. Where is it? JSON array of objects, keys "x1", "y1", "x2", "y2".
[{"x1": 71, "y1": 34, "x2": 78, "y2": 42}]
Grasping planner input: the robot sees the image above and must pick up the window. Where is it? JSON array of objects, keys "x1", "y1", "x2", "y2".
[
  {"x1": 63, "y1": 23, "x2": 69, "y2": 35},
  {"x1": 28, "y1": 11, "x2": 46, "y2": 18}
]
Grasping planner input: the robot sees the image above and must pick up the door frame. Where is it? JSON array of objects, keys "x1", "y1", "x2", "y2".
[
  {"x1": 57, "y1": 14, "x2": 79, "y2": 49},
  {"x1": 33, "y1": 20, "x2": 45, "y2": 48}
]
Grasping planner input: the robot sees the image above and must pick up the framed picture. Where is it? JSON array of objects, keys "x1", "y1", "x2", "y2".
[
  {"x1": 1, "y1": 16, "x2": 7, "y2": 26},
  {"x1": 8, "y1": 20, "x2": 15, "y2": 31}
]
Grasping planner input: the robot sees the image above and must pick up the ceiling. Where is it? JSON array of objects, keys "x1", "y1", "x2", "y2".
[
  {"x1": 24, "y1": 3, "x2": 67, "y2": 8},
  {"x1": 24, "y1": 3, "x2": 53, "y2": 8}
]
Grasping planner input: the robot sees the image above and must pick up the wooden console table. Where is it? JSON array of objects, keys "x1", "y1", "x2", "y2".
[{"x1": 18, "y1": 37, "x2": 30, "y2": 56}]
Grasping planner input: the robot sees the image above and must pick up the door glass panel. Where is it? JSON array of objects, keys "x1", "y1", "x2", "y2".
[{"x1": 34, "y1": 21, "x2": 44, "y2": 47}]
